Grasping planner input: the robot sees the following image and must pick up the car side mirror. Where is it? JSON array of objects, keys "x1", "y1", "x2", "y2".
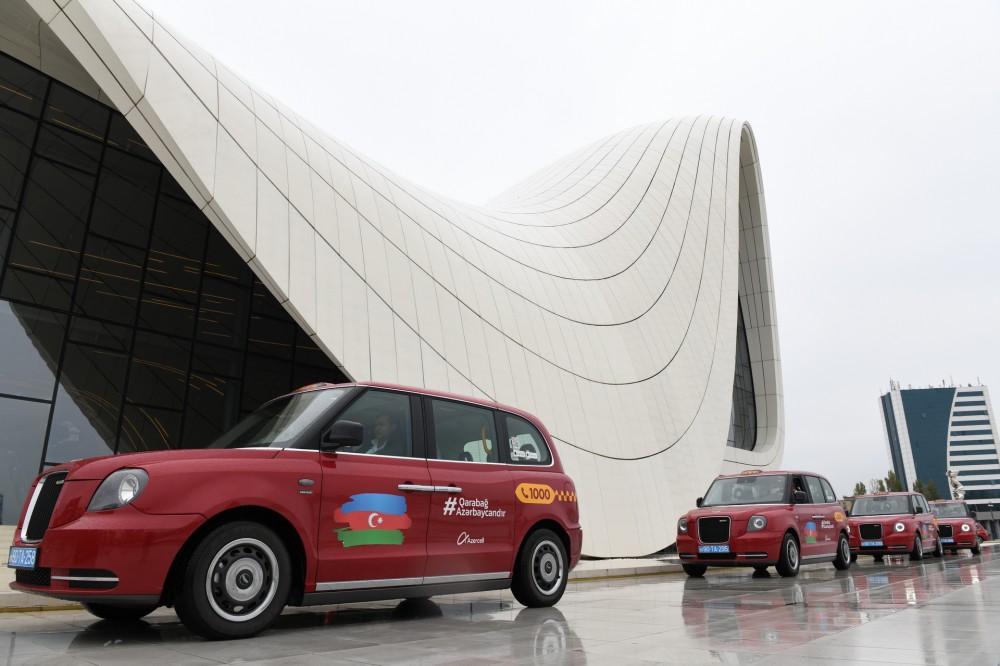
[
  {"x1": 696, "y1": 497, "x2": 703, "y2": 508},
  {"x1": 792, "y1": 490, "x2": 807, "y2": 504},
  {"x1": 322, "y1": 420, "x2": 363, "y2": 451}
]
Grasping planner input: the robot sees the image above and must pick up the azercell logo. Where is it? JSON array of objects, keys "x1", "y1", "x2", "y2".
[{"x1": 442, "y1": 497, "x2": 458, "y2": 516}]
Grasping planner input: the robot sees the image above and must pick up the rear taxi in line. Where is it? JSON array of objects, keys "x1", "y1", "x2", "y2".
[
  {"x1": 848, "y1": 492, "x2": 941, "y2": 561},
  {"x1": 7, "y1": 383, "x2": 582, "y2": 639},
  {"x1": 930, "y1": 500, "x2": 981, "y2": 555},
  {"x1": 676, "y1": 470, "x2": 852, "y2": 577}
]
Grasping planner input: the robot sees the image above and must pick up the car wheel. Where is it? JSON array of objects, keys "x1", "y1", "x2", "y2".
[
  {"x1": 972, "y1": 541, "x2": 982, "y2": 556},
  {"x1": 933, "y1": 537, "x2": 943, "y2": 558},
  {"x1": 82, "y1": 602, "x2": 158, "y2": 622},
  {"x1": 850, "y1": 553, "x2": 858, "y2": 563},
  {"x1": 911, "y1": 535, "x2": 924, "y2": 561},
  {"x1": 174, "y1": 521, "x2": 291, "y2": 640},
  {"x1": 511, "y1": 529, "x2": 568, "y2": 607},
  {"x1": 873, "y1": 554, "x2": 884, "y2": 562},
  {"x1": 832, "y1": 533, "x2": 851, "y2": 570},
  {"x1": 776, "y1": 533, "x2": 800, "y2": 577},
  {"x1": 682, "y1": 563, "x2": 708, "y2": 577}
]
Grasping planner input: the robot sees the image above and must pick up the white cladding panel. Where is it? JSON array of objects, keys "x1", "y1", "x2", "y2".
[{"x1": 6, "y1": 0, "x2": 784, "y2": 557}]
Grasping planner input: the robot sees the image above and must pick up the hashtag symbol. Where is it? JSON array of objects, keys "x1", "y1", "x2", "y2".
[{"x1": 443, "y1": 497, "x2": 457, "y2": 516}]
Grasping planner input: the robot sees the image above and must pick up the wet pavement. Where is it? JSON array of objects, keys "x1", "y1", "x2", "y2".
[{"x1": 4, "y1": 547, "x2": 1000, "y2": 665}]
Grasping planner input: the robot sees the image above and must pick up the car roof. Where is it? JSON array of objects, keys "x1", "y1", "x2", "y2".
[
  {"x1": 715, "y1": 470, "x2": 826, "y2": 479},
  {"x1": 855, "y1": 491, "x2": 919, "y2": 498}
]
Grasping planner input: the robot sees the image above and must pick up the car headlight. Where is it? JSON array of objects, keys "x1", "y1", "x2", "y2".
[
  {"x1": 677, "y1": 517, "x2": 688, "y2": 534},
  {"x1": 88, "y1": 469, "x2": 149, "y2": 512},
  {"x1": 962, "y1": 524, "x2": 971, "y2": 532},
  {"x1": 894, "y1": 521, "x2": 906, "y2": 532},
  {"x1": 748, "y1": 515, "x2": 768, "y2": 532}
]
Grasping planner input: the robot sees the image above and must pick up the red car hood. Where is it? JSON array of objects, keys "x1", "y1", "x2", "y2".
[{"x1": 53, "y1": 448, "x2": 282, "y2": 481}]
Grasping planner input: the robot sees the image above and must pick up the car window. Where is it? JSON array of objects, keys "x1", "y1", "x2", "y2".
[
  {"x1": 702, "y1": 474, "x2": 788, "y2": 506},
  {"x1": 851, "y1": 495, "x2": 910, "y2": 516},
  {"x1": 335, "y1": 390, "x2": 412, "y2": 457},
  {"x1": 820, "y1": 478, "x2": 838, "y2": 503},
  {"x1": 931, "y1": 503, "x2": 970, "y2": 519},
  {"x1": 429, "y1": 399, "x2": 498, "y2": 463},
  {"x1": 208, "y1": 388, "x2": 348, "y2": 449},
  {"x1": 504, "y1": 415, "x2": 552, "y2": 465},
  {"x1": 805, "y1": 476, "x2": 825, "y2": 504}
]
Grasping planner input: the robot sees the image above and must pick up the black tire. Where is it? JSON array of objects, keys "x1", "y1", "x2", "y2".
[
  {"x1": 910, "y1": 535, "x2": 924, "y2": 561},
  {"x1": 753, "y1": 565, "x2": 769, "y2": 573},
  {"x1": 972, "y1": 541, "x2": 982, "y2": 556},
  {"x1": 873, "y1": 554, "x2": 884, "y2": 562},
  {"x1": 850, "y1": 553, "x2": 858, "y2": 563},
  {"x1": 511, "y1": 529, "x2": 568, "y2": 607},
  {"x1": 832, "y1": 533, "x2": 851, "y2": 570},
  {"x1": 776, "y1": 533, "x2": 800, "y2": 577},
  {"x1": 82, "y1": 602, "x2": 158, "y2": 622},
  {"x1": 682, "y1": 563, "x2": 707, "y2": 577},
  {"x1": 174, "y1": 521, "x2": 291, "y2": 640},
  {"x1": 932, "y1": 537, "x2": 943, "y2": 558}
]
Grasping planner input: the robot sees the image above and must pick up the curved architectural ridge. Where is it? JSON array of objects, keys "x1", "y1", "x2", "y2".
[{"x1": 3, "y1": 0, "x2": 784, "y2": 557}]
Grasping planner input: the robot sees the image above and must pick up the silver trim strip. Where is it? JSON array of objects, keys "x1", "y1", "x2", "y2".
[
  {"x1": 315, "y1": 571, "x2": 509, "y2": 592},
  {"x1": 20, "y1": 479, "x2": 47, "y2": 543},
  {"x1": 434, "y1": 486, "x2": 463, "y2": 493},
  {"x1": 316, "y1": 577, "x2": 423, "y2": 592},
  {"x1": 801, "y1": 554, "x2": 833, "y2": 561},
  {"x1": 51, "y1": 575, "x2": 119, "y2": 583},
  {"x1": 422, "y1": 571, "x2": 509, "y2": 585},
  {"x1": 397, "y1": 484, "x2": 436, "y2": 492}
]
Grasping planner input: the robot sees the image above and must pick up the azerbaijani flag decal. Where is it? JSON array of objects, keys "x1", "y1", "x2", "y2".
[
  {"x1": 333, "y1": 493, "x2": 413, "y2": 547},
  {"x1": 804, "y1": 521, "x2": 818, "y2": 544}
]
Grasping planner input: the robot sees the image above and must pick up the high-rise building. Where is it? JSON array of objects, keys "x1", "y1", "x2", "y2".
[{"x1": 880, "y1": 381, "x2": 1000, "y2": 536}]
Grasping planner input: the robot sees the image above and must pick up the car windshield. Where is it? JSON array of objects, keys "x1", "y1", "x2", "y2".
[
  {"x1": 931, "y1": 503, "x2": 970, "y2": 519},
  {"x1": 851, "y1": 495, "x2": 911, "y2": 516},
  {"x1": 701, "y1": 474, "x2": 788, "y2": 506},
  {"x1": 207, "y1": 388, "x2": 348, "y2": 449}
]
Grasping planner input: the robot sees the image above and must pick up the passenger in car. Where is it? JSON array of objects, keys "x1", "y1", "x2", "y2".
[{"x1": 359, "y1": 413, "x2": 407, "y2": 456}]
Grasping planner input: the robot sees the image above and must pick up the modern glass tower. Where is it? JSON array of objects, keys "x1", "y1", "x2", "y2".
[{"x1": 880, "y1": 381, "x2": 1000, "y2": 534}]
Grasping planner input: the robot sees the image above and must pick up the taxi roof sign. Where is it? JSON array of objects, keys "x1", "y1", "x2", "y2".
[{"x1": 740, "y1": 469, "x2": 762, "y2": 475}]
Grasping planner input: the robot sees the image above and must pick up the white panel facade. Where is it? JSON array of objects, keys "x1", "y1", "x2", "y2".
[{"x1": 5, "y1": 0, "x2": 785, "y2": 557}]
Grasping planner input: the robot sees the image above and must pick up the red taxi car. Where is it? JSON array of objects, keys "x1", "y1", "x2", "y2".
[
  {"x1": 7, "y1": 383, "x2": 582, "y2": 639},
  {"x1": 848, "y1": 492, "x2": 940, "y2": 561},
  {"x1": 976, "y1": 522, "x2": 990, "y2": 545},
  {"x1": 676, "y1": 470, "x2": 851, "y2": 577},
  {"x1": 930, "y1": 500, "x2": 981, "y2": 555}
]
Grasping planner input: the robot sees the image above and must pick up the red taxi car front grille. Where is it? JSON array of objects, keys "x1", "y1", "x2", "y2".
[
  {"x1": 858, "y1": 524, "x2": 883, "y2": 540},
  {"x1": 24, "y1": 471, "x2": 68, "y2": 542},
  {"x1": 938, "y1": 524, "x2": 953, "y2": 539},
  {"x1": 698, "y1": 517, "x2": 730, "y2": 544}
]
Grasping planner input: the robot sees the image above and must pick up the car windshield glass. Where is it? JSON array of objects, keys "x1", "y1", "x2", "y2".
[
  {"x1": 701, "y1": 474, "x2": 788, "y2": 506},
  {"x1": 207, "y1": 388, "x2": 348, "y2": 449},
  {"x1": 931, "y1": 503, "x2": 970, "y2": 519},
  {"x1": 851, "y1": 495, "x2": 911, "y2": 516}
]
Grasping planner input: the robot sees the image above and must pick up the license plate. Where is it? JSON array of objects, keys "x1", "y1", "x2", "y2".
[
  {"x1": 861, "y1": 540, "x2": 883, "y2": 547},
  {"x1": 8, "y1": 546, "x2": 37, "y2": 569},
  {"x1": 942, "y1": 538, "x2": 955, "y2": 544},
  {"x1": 698, "y1": 544, "x2": 730, "y2": 553}
]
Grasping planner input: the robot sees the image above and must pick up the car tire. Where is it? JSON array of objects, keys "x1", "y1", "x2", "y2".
[
  {"x1": 832, "y1": 533, "x2": 851, "y2": 570},
  {"x1": 682, "y1": 563, "x2": 708, "y2": 577},
  {"x1": 849, "y1": 553, "x2": 858, "y2": 563},
  {"x1": 776, "y1": 533, "x2": 800, "y2": 577},
  {"x1": 911, "y1": 535, "x2": 924, "y2": 561},
  {"x1": 932, "y1": 538, "x2": 943, "y2": 558},
  {"x1": 511, "y1": 529, "x2": 568, "y2": 607},
  {"x1": 972, "y1": 541, "x2": 982, "y2": 556},
  {"x1": 82, "y1": 602, "x2": 158, "y2": 622},
  {"x1": 873, "y1": 554, "x2": 884, "y2": 562},
  {"x1": 174, "y1": 521, "x2": 291, "y2": 640}
]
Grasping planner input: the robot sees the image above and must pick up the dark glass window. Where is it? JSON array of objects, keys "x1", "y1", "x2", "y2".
[
  {"x1": 951, "y1": 459, "x2": 1000, "y2": 467},
  {"x1": 950, "y1": 439, "x2": 995, "y2": 447},
  {"x1": 954, "y1": 410, "x2": 988, "y2": 417},
  {"x1": 951, "y1": 430, "x2": 993, "y2": 437},
  {"x1": 0, "y1": 55, "x2": 348, "y2": 523},
  {"x1": 951, "y1": 449, "x2": 997, "y2": 457},
  {"x1": 335, "y1": 390, "x2": 412, "y2": 457},
  {"x1": 956, "y1": 401, "x2": 987, "y2": 407},
  {"x1": 504, "y1": 414, "x2": 551, "y2": 465},
  {"x1": 727, "y1": 301, "x2": 756, "y2": 450},
  {"x1": 957, "y1": 391, "x2": 984, "y2": 397},
  {"x1": 950, "y1": 420, "x2": 991, "y2": 427},
  {"x1": 429, "y1": 398, "x2": 498, "y2": 463}
]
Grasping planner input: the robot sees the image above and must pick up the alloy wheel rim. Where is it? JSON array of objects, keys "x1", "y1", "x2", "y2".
[
  {"x1": 205, "y1": 538, "x2": 278, "y2": 622},
  {"x1": 532, "y1": 540, "x2": 564, "y2": 595},
  {"x1": 787, "y1": 539, "x2": 799, "y2": 569}
]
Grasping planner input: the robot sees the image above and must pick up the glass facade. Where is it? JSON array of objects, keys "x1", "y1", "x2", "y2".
[
  {"x1": 0, "y1": 53, "x2": 347, "y2": 523},
  {"x1": 898, "y1": 388, "x2": 954, "y2": 495},
  {"x1": 727, "y1": 302, "x2": 757, "y2": 450}
]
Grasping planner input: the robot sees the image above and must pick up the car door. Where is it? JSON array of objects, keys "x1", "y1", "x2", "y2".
[
  {"x1": 804, "y1": 475, "x2": 837, "y2": 556},
  {"x1": 316, "y1": 389, "x2": 432, "y2": 589},
  {"x1": 913, "y1": 494, "x2": 936, "y2": 548},
  {"x1": 790, "y1": 474, "x2": 822, "y2": 560},
  {"x1": 423, "y1": 397, "x2": 516, "y2": 582}
]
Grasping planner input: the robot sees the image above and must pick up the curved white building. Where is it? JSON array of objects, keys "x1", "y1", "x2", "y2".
[{"x1": 0, "y1": 0, "x2": 783, "y2": 556}]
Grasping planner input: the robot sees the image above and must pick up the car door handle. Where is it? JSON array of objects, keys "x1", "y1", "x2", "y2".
[
  {"x1": 435, "y1": 486, "x2": 463, "y2": 493},
  {"x1": 398, "y1": 484, "x2": 436, "y2": 492},
  {"x1": 812, "y1": 515, "x2": 826, "y2": 519}
]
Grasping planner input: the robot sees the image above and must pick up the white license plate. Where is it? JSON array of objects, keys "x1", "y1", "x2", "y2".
[
  {"x1": 8, "y1": 546, "x2": 37, "y2": 569},
  {"x1": 942, "y1": 538, "x2": 955, "y2": 544},
  {"x1": 861, "y1": 540, "x2": 883, "y2": 547},
  {"x1": 698, "y1": 544, "x2": 730, "y2": 553}
]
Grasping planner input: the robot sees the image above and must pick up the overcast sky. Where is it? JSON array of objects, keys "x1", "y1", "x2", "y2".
[{"x1": 142, "y1": 0, "x2": 1000, "y2": 498}]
